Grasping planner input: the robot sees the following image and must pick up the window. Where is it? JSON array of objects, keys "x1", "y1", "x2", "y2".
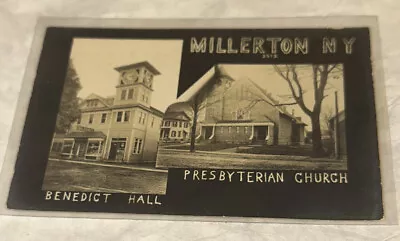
[
  {"x1": 184, "y1": 122, "x2": 188, "y2": 128},
  {"x1": 121, "y1": 89, "x2": 127, "y2": 100},
  {"x1": 138, "y1": 112, "x2": 143, "y2": 124},
  {"x1": 220, "y1": 127, "x2": 224, "y2": 134},
  {"x1": 86, "y1": 141, "x2": 102, "y2": 155},
  {"x1": 236, "y1": 127, "x2": 240, "y2": 133},
  {"x1": 77, "y1": 116, "x2": 81, "y2": 125},
  {"x1": 171, "y1": 131, "x2": 176, "y2": 137},
  {"x1": 88, "y1": 114, "x2": 94, "y2": 124},
  {"x1": 138, "y1": 112, "x2": 146, "y2": 124},
  {"x1": 151, "y1": 117, "x2": 155, "y2": 127},
  {"x1": 101, "y1": 113, "x2": 107, "y2": 123},
  {"x1": 172, "y1": 121, "x2": 178, "y2": 127},
  {"x1": 165, "y1": 121, "x2": 170, "y2": 127},
  {"x1": 132, "y1": 138, "x2": 143, "y2": 154},
  {"x1": 117, "y1": 111, "x2": 123, "y2": 122},
  {"x1": 116, "y1": 111, "x2": 130, "y2": 123},
  {"x1": 87, "y1": 100, "x2": 98, "y2": 107},
  {"x1": 142, "y1": 94, "x2": 145, "y2": 101},
  {"x1": 127, "y1": 88, "x2": 134, "y2": 99},
  {"x1": 61, "y1": 140, "x2": 73, "y2": 154},
  {"x1": 245, "y1": 126, "x2": 249, "y2": 134},
  {"x1": 228, "y1": 126, "x2": 232, "y2": 133},
  {"x1": 179, "y1": 122, "x2": 182, "y2": 128},
  {"x1": 124, "y1": 111, "x2": 130, "y2": 122},
  {"x1": 51, "y1": 141, "x2": 63, "y2": 153},
  {"x1": 178, "y1": 131, "x2": 181, "y2": 137}
]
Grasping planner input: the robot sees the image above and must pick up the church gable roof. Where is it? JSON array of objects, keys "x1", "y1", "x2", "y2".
[{"x1": 176, "y1": 64, "x2": 306, "y2": 125}]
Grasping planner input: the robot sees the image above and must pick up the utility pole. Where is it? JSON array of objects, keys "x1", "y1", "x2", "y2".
[{"x1": 334, "y1": 91, "x2": 340, "y2": 160}]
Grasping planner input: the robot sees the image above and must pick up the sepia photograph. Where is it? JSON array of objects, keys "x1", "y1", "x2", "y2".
[
  {"x1": 42, "y1": 38, "x2": 183, "y2": 194},
  {"x1": 156, "y1": 63, "x2": 347, "y2": 171}
]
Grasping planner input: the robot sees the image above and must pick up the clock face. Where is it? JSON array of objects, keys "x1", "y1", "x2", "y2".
[{"x1": 125, "y1": 70, "x2": 139, "y2": 82}]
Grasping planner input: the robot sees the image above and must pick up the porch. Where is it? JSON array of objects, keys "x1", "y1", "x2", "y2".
[{"x1": 196, "y1": 121, "x2": 275, "y2": 145}]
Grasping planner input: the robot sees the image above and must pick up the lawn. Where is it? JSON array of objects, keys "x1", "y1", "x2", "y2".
[
  {"x1": 163, "y1": 142, "x2": 324, "y2": 157},
  {"x1": 42, "y1": 160, "x2": 168, "y2": 194},
  {"x1": 236, "y1": 145, "x2": 317, "y2": 156},
  {"x1": 162, "y1": 142, "x2": 244, "y2": 152}
]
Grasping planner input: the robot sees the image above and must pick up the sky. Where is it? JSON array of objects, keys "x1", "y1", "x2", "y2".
[
  {"x1": 69, "y1": 39, "x2": 344, "y2": 130},
  {"x1": 70, "y1": 38, "x2": 183, "y2": 112},
  {"x1": 222, "y1": 64, "x2": 345, "y2": 130}
]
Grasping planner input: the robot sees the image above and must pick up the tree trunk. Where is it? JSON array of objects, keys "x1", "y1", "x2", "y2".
[
  {"x1": 189, "y1": 96, "x2": 199, "y2": 152},
  {"x1": 310, "y1": 113, "x2": 325, "y2": 157}
]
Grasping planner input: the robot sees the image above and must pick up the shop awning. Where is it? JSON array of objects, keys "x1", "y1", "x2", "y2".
[{"x1": 65, "y1": 131, "x2": 106, "y2": 139}]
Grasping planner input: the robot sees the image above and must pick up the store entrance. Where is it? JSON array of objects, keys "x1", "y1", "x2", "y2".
[{"x1": 108, "y1": 138, "x2": 127, "y2": 161}]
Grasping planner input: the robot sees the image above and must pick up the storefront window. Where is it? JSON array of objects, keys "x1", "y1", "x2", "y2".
[
  {"x1": 86, "y1": 140, "x2": 102, "y2": 155},
  {"x1": 62, "y1": 141, "x2": 74, "y2": 154},
  {"x1": 51, "y1": 141, "x2": 63, "y2": 153}
]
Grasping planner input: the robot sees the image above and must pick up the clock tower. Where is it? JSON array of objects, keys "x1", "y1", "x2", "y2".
[{"x1": 113, "y1": 61, "x2": 161, "y2": 107}]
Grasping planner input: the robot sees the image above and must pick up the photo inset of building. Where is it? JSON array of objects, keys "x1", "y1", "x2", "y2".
[
  {"x1": 50, "y1": 61, "x2": 164, "y2": 163},
  {"x1": 194, "y1": 66, "x2": 307, "y2": 146},
  {"x1": 157, "y1": 64, "x2": 347, "y2": 171},
  {"x1": 43, "y1": 39, "x2": 183, "y2": 194}
]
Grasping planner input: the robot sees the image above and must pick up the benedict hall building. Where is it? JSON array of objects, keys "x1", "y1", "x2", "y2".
[{"x1": 50, "y1": 61, "x2": 164, "y2": 163}]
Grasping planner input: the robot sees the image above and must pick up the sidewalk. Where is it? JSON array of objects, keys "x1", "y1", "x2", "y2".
[
  {"x1": 48, "y1": 158, "x2": 168, "y2": 173},
  {"x1": 158, "y1": 148, "x2": 346, "y2": 163}
]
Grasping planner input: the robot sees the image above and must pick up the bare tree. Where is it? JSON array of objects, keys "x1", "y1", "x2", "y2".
[{"x1": 273, "y1": 64, "x2": 339, "y2": 157}]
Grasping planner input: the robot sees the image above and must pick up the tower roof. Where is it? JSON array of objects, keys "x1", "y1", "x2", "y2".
[{"x1": 114, "y1": 61, "x2": 161, "y2": 75}]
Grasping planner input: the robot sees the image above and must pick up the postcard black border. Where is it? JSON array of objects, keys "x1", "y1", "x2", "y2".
[{"x1": 6, "y1": 27, "x2": 383, "y2": 220}]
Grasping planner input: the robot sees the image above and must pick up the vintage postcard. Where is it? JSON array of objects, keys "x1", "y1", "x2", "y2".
[{"x1": 0, "y1": 17, "x2": 396, "y2": 224}]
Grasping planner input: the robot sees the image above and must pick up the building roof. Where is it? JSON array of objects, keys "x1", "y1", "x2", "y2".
[
  {"x1": 114, "y1": 61, "x2": 161, "y2": 75},
  {"x1": 177, "y1": 65, "x2": 234, "y2": 103},
  {"x1": 246, "y1": 78, "x2": 306, "y2": 125},
  {"x1": 176, "y1": 64, "x2": 306, "y2": 125},
  {"x1": 150, "y1": 106, "x2": 165, "y2": 118},
  {"x1": 54, "y1": 131, "x2": 107, "y2": 139},
  {"x1": 84, "y1": 93, "x2": 113, "y2": 107},
  {"x1": 163, "y1": 111, "x2": 191, "y2": 121}
]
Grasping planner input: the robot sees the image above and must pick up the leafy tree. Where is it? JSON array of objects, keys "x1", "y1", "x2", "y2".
[{"x1": 55, "y1": 60, "x2": 82, "y2": 133}]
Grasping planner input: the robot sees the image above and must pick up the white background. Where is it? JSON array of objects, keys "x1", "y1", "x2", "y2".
[{"x1": 1, "y1": 1, "x2": 399, "y2": 240}]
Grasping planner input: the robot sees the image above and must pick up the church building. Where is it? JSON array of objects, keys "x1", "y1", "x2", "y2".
[
  {"x1": 50, "y1": 61, "x2": 164, "y2": 163},
  {"x1": 177, "y1": 65, "x2": 306, "y2": 146}
]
